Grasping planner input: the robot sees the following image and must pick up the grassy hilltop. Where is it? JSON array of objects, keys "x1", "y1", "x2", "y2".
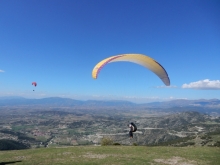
[{"x1": 0, "y1": 146, "x2": 219, "y2": 165}]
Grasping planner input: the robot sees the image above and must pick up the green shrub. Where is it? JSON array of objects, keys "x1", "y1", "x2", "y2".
[
  {"x1": 113, "y1": 143, "x2": 121, "y2": 146},
  {"x1": 132, "y1": 143, "x2": 138, "y2": 146},
  {"x1": 187, "y1": 142, "x2": 195, "y2": 146},
  {"x1": 101, "y1": 137, "x2": 113, "y2": 146},
  {"x1": 214, "y1": 141, "x2": 220, "y2": 147}
]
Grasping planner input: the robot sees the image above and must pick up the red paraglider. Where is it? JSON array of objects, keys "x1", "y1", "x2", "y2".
[
  {"x1": 32, "y1": 82, "x2": 37, "y2": 87},
  {"x1": 32, "y1": 82, "x2": 37, "y2": 91}
]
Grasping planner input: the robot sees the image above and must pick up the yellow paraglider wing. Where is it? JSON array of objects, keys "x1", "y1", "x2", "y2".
[{"x1": 92, "y1": 54, "x2": 170, "y2": 86}]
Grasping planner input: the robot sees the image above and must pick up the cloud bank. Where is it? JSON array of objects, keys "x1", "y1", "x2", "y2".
[{"x1": 182, "y1": 79, "x2": 220, "y2": 90}]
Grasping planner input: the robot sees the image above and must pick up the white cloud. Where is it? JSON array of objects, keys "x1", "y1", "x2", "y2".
[
  {"x1": 155, "y1": 85, "x2": 177, "y2": 88},
  {"x1": 0, "y1": 70, "x2": 5, "y2": 73},
  {"x1": 182, "y1": 79, "x2": 220, "y2": 90},
  {"x1": 167, "y1": 96, "x2": 188, "y2": 100}
]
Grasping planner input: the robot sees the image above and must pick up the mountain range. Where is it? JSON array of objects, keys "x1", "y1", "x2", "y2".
[{"x1": 0, "y1": 96, "x2": 220, "y2": 110}]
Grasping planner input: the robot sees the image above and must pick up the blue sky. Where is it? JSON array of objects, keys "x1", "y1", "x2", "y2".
[{"x1": 0, "y1": 0, "x2": 220, "y2": 103}]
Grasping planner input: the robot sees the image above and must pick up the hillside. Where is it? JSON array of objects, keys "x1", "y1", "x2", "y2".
[
  {"x1": 0, "y1": 146, "x2": 219, "y2": 165},
  {"x1": 1, "y1": 107, "x2": 220, "y2": 149}
]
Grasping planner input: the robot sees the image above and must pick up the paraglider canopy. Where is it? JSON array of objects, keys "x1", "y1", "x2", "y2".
[
  {"x1": 92, "y1": 54, "x2": 170, "y2": 86},
  {"x1": 32, "y1": 82, "x2": 37, "y2": 87},
  {"x1": 32, "y1": 82, "x2": 37, "y2": 91}
]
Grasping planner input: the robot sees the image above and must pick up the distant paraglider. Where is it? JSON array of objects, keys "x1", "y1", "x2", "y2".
[
  {"x1": 92, "y1": 54, "x2": 170, "y2": 86},
  {"x1": 32, "y1": 82, "x2": 37, "y2": 91}
]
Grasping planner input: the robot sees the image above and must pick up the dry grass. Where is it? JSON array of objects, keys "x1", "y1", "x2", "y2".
[{"x1": 0, "y1": 146, "x2": 219, "y2": 165}]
